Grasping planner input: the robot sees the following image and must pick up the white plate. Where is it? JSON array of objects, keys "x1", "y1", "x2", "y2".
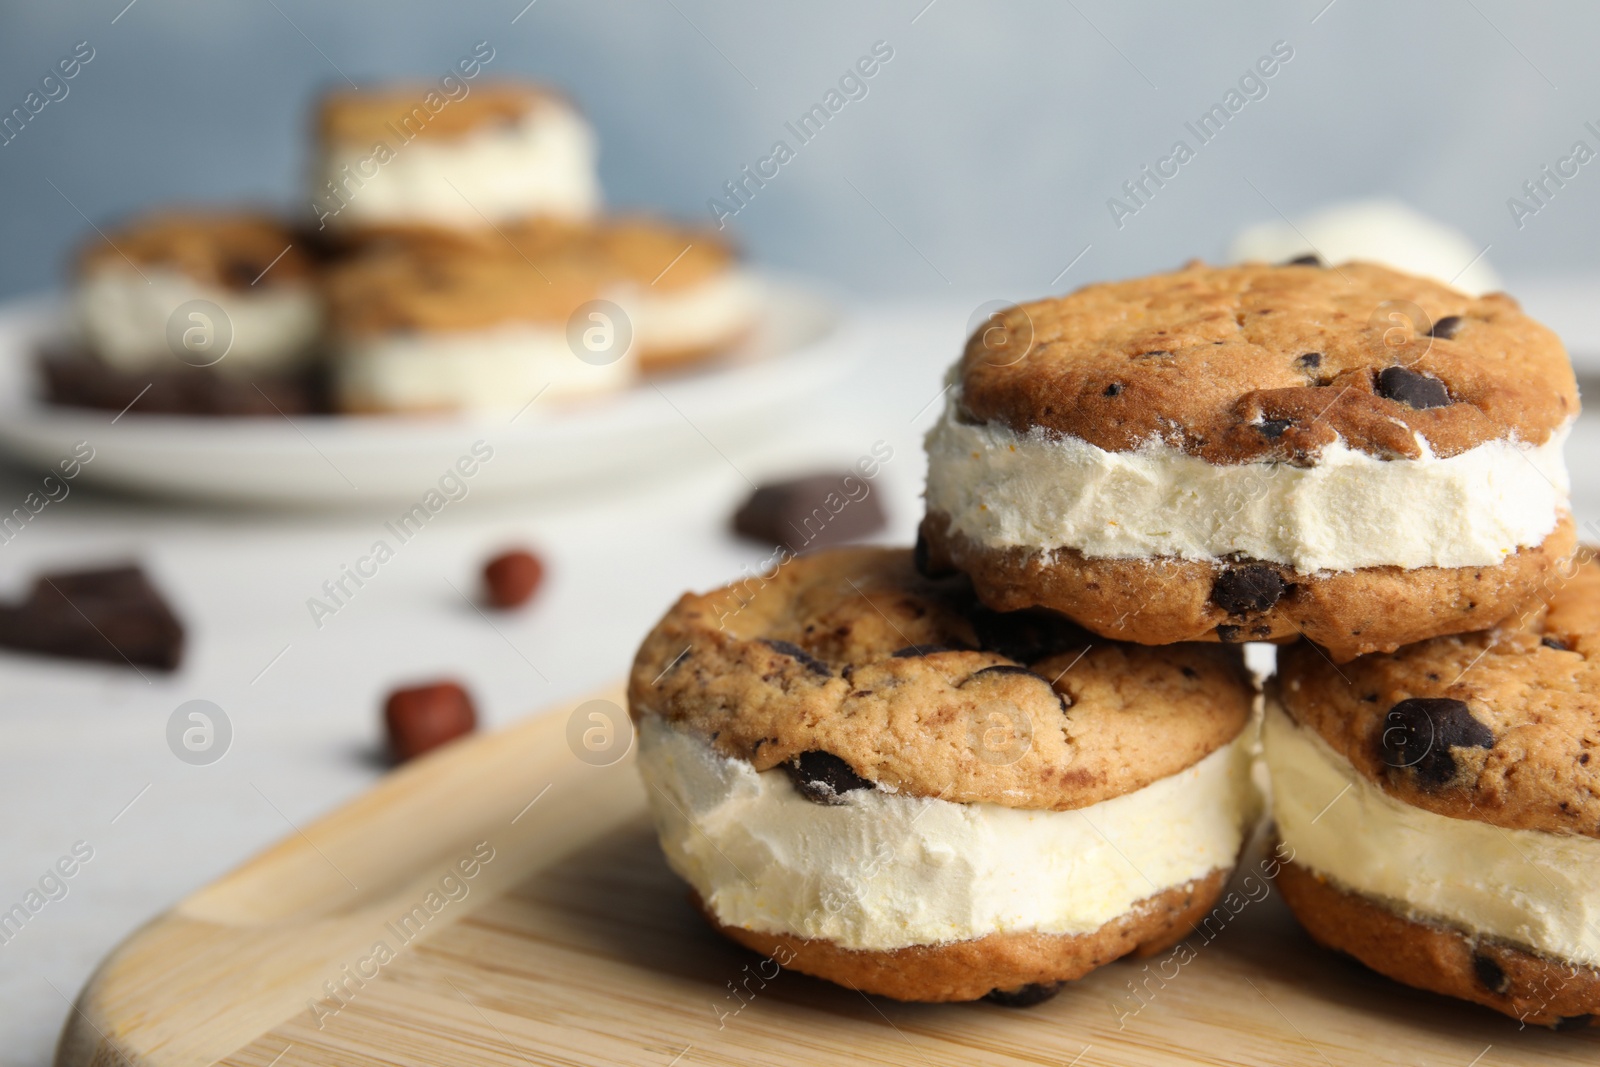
[{"x1": 0, "y1": 274, "x2": 843, "y2": 508}]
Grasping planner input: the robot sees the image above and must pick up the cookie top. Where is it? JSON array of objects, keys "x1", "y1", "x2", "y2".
[
  {"x1": 317, "y1": 81, "x2": 571, "y2": 144},
  {"x1": 628, "y1": 547, "x2": 1253, "y2": 811},
  {"x1": 960, "y1": 261, "x2": 1576, "y2": 464},
  {"x1": 326, "y1": 217, "x2": 735, "y2": 335},
  {"x1": 1278, "y1": 548, "x2": 1600, "y2": 837},
  {"x1": 78, "y1": 211, "x2": 315, "y2": 289}
]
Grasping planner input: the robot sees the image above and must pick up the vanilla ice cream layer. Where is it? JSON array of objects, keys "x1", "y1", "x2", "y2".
[
  {"x1": 317, "y1": 104, "x2": 599, "y2": 228},
  {"x1": 334, "y1": 322, "x2": 637, "y2": 413},
  {"x1": 1264, "y1": 702, "x2": 1600, "y2": 968},
  {"x1": 924, "y1": 392, "x2": 1570, "y2": 574},
  {"x1": 637, "y1": 716, "x2": 1257, "y2": 953},
  {"x1": 76, "y1": 267, "x2": 321, "y2": 374},
  {"x1": 621, "y1": 271, "x2": 760, "y2": 356}
]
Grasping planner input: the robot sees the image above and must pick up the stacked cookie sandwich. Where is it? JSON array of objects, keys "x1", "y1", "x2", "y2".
[
  {"x1": 43, "y1": 77, "x2": 759, "y2": 417},
  {"x1": 632, "y1": 258, "x2": 1592, "y2": 1022},
  {"x1": 916, "y1": 258, "x2": 1590, "y2": 1025}
]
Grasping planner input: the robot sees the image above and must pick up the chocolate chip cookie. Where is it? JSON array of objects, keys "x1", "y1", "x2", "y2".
[
  {"x1": 629, "y1": 546, "x2": 1260, "y2": 1001},
  {"x1": 921, "y1": 260, "x2": 1578, "y2": 661}
]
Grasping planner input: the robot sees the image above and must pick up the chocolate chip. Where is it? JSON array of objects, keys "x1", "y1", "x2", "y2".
[
  {"x1": 1211, "y1": 566, "x2": 1287, "y2": 615},
  {"x1": 1284, "y1": 254, "x2": 1322, "y2": 266},
  {"x1": 731, "y1": 473, "x2": 887, "y2": 552},
  {"x1": 1554, "y1": 1014, "x2": 1595, "y2": 1031},
  {"x1": 1376, "y1": 366, "x2": 1452, "y2": 410},
  {"x1": 892, "y1": 644, "x2": 959, "y2": 657},
  {"x1": 221, "y1": 258, "x2": 262, "y2": 289},
  {"x1": 1297, "y1": 352, "x2": 1322, "y2": 368},
  {"x1": 966, "y1": 663, "x2": 1070, "y2": 710},
  {"x1": 785, "y1": 750, "x2": 872, "y2": 803},
  {"x1": 1543, "y1": 636, "x2": 1569, "y2": 651},
  {"x1": 1137, "y1": 350, "x2": 1172, "y2": 359},
  {"x1": 1216, "y1": 623, "x2": 1243, "y2": 642},
  {"x1": 913, "y1": 530, "x2": 932, "y2": 575},
  {"x1": 1473, "y1": 953, "x2": 1509, "y2": 994},
  {"x1": 984, "y1": 982, "x2": 1064, "y2": 1007},
  {"x1": 1378, "y1": 697, "x2": 1494, "y2": 786},
  {"x1": 482, "y1": 548, "x2": 544, "y2": 609},
  {"x1": 1103, "y1": 382, "x2": 1123, "y2": 397},
  {"x1": 1257, "y1": 418, "x2": 1293, "y2": 439},
  {"x1": 1427, "y1": 315, "x2": 1462, "y2": 340},
  {"x1": 970, "y1": 664, "x2": 1048, "y2": 680},
  {"x1": 761, "y1": 639, "x2": 831, "y2": 678},
  {"x1": 384, "y1": 681, "x2": 476, "y2": 763},
  {"x1": 969, "y1": 606, "x2": 1092, "y2": 663},
  {"x1": 1181, "y1": 666, "x2": 1198, "y2": 679},
  {"x1": 0, "y1": 565, "x2": 185, "y2": 671}
]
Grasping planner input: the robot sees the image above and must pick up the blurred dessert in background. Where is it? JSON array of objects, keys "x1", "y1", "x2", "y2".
[
  {"x1": 325, "y1": 221, "x2": 633, "y2": 413},
  {"x1": 325, "y1": 216, "x2": 756, "y2": 413},
  {"x1": 44, "y1": 211, "x2": 324, "y2": 414},
  {"x1": 41, "y1": 77, "x2": 764, "y2": 418},
  {"x1": 593, "y1": 218, "x2": 759, "y2": 374},
  {"x1": 1229, "y1": 198, "x2": 1500, "y2": 296},
  {"x1": 313, "y1": 81, "x2": 600, "y2": 240}
]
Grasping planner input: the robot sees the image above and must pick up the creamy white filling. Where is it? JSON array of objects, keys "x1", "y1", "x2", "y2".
[
  {"x1": 75, "y1": 267, "x2": 321, "y2": 374},
  {"x1": 637, "y1": 716, "x2": 1257, "y2": 952},
  {"x1": 316, "y1": 104, "x2": 600, "y2": 227},
  {"x1": 334, "y1": 321, "x2": 638, "y2": 412},
  {"x1": 619, "y1": 271, "x2": 760, "y2": 357},
  {"x1": 924, "y1": 391, "x2": 1570, "y2": 573},
  {"x1": 1264, "y1": 701, "x2": 1600, "y2": 968}
]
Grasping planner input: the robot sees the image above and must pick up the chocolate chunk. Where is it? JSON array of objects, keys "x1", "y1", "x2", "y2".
[
  {"x1": 1542, "y1": 636, "x2": 1569, "y2": 651},
  {"x1": 1376, "y1": 366, "x2": 1451, "y2": 410},
  {"x1": 384, "y1": 681, "x2": 477, "y2": 762},
  {"x1": 1473, "y1": 953, "x2": 1509, "y2": 994},
  {"x1": 761, "y1": 639, "x2": 831, "y2": 677},
  {"x1": 1215, "y1": 623, "x2": 1243, "y2": 642},
  {"x1": 1181, "y1": 666, "x2": 1198, "y2": 679},
  {"x1": 967, "y1": 663, "x2": 1070, "y2": 710},
  {"x1": 1554, "y1": 1014, "x2": 1595, "y2": 1031},
  {"x1": 891, "y1": 644, "x2": 959, "y2": 658},
  {"x1": 785, "y1": 750, "x2": 872, "y2": 803},
  {"x1": 1297, "y1": 352, "x2": 1322, "y2": 368},
  {"x1": 221, "y1": 258, "x2": 263, "y2": 289},
  {"x1": 1427, "y1": 315, "x2": 1462, "y2": 340},
  {"x1": 1283, "y1": 253, "x2": 1322, "y2": 266},
  {"x1": 1257, "y1": 418, "x2": 1293, "y2": 439},
  {"x1": 1211, "y1": 566, "x2": 1287, "y2": 615},
  {"x1": 969, "y1": 606, "x2": 1092, "y2": 663},
  {"x1": 1137, "y1": 350, "x2": 1172, "y2": 359},
  {"x1": 1378, "y1": 697, "x2": 1494, "y2": 786},
  {"x1": 1103, "y1": 382, "x2": 1123, "y2": 397},
  {"x1": 984, "y1": 982, "x2": 1064, "y2": 1007},
  {"x1": 913, "y1": 530, "x2": 933, "y2": 576},
  {"x1": 482, "y1": 548, "x2": 544, "y2": 609},
  {"x1": 731, "y1": 473, "x2": 887, "y2": 552},
  {"x1": 0, "y1": 565, "x2": 184, "y2": 671}
]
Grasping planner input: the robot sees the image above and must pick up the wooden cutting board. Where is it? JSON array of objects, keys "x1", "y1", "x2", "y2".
[{"x1": 56, "y1": 686, "x2": 1599, "y2": 1067}]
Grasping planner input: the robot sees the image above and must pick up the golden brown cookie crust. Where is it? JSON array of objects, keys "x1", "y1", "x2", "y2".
[
  {"x1": 325, "y1": 216, "x2": 735, "y2": 336},
  {"x1": 628, "y1": 547, "x2": 1252, "y2": 811},
  {"x1": 699, "y1": 868, "x2": 1229, "y2": 1003},
  {"x1": 960, "y1": 261, "x2": 1576, "y2": 463},
  {"x1": 921, "y1": 510, "x2": 1576, "y2": 664},
  {"x1": 316, "y1": 81, "x2": 572, "y2": 144},
  {"x1": 1277, "y1": 859, "x2": 1600, "y2": 1027},
  {"x1": 1278, "y1": 547, "x2": 1600, "y2": 836},
  {"x1": 77, "y1": 211, "x2": 315, "y2": 289}
]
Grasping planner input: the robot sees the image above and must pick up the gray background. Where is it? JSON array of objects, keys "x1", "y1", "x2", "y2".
[{"x1": 0, "y1": 0, "x2": 1595, "y2": 302}]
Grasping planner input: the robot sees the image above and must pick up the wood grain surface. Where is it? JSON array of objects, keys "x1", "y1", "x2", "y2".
[{"x1": 55, "y1": 685, "x2": 1600, "y2": 1067}]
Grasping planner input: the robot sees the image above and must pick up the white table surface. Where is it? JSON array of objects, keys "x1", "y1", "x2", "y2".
[{"x1": 2, "y1": 295, "x2": 1598, "y2": 1066}]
